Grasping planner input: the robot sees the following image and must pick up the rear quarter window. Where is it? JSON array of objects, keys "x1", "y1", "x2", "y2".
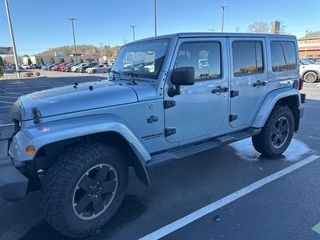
[{"x1": 271, "y1": 41, "x2": 297, "y2": 72}]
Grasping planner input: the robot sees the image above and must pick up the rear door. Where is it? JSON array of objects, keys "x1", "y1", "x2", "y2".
[{"x1": 228, "y1": 37, "x2": 268, "y2": 128}]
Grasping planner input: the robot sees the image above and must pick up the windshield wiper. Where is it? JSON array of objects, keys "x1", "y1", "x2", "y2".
[{"x1": 124, "y1": 71, "x2": 138, "y2": 85}]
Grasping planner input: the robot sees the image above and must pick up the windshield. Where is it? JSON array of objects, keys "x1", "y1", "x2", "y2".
[
  {"x1": 299, "y1": 58, "x2": 311, "y2": 65},
  {"x1": 112, "y1": 38, "x2": 170, "y2": 80}
]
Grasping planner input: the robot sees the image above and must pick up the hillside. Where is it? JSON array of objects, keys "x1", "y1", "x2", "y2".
[{"x1": 36, "y1": 44, "x2": 121, "y2": 60}]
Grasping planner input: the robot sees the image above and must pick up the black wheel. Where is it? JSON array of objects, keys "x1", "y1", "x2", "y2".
[
  {"x1": 252, "y1": 105, "x2": 294, "y2": 158},
  {"x1": 303, "y1": 72, "x2": 317, "y2": 83},
  {"x1": 40, "y1": 143, "x2": 128, "y2": 238},
  {"x1": 92, "y1": 69, "x2": 97, "y2": 73}
]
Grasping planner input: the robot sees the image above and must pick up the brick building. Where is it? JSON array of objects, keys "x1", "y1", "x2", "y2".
[{"x1": 297, "y1": 32, "x2": 320, "y2": 58}]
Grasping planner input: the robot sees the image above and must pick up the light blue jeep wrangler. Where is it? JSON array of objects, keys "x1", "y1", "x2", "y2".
[{"x1": 0, "y1": 33, "x2": 305, "y2": 238}]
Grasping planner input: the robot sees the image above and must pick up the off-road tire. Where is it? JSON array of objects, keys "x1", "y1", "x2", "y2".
[
  {"x1": 303, "y1": 72, "x2": 317, "y2": 83},
  {"x1": 252, "y1": 105, "x2": 294, "y2": 158},
  {"x1": 40, "y1": 143, "x2": 128, "y2": 238}
]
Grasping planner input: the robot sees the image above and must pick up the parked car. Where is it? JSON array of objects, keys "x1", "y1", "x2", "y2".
[
  {"x1": 7, "y1": 63, "x2": 16, "y2": 70},
  {"x1": 70, "y1": 63, "x2": 87, "y2": 72},
  {"x1": 64, "y1": 63, "x2": 79, "y2": 72},
  {"x1": 1, "y1": 32, "x2": 306, "y2": 238},
  {"x1": 79, "y1": 62, "x2": 98, "y2": 73},
  {"x1": 55, "y1": 63, "x2": 69, "y2": 71},
  {"x1": 301, "y1": 58, "x2": 316, "y2": 64},
  {"x1": 54, "y1": 63, "x2": 65, "y2": 71},
  {"x1": 42, "y1": 64, "x2": 51, "y2": 70},
  {"x1": 299, "y1": 58, "x2": 320, "y2": 83},
  {"x1": 20, "y1": 64, "x2": 30, "y2": 69},
  {"x1": 86, "y1": 64, "x2": 111, "y2": 73},
  {"x1": 29, "y1": 64, "x2": 41, "y2": 69},
  {"x1": 49, "y1": 63, "x2": 60, "y2": 71}
]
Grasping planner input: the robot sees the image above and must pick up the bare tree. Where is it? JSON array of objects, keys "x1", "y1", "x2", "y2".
[
  {"x1": 235, "y1": 26, "x2": 240, "y2": 33},
  {"x1": 247, "y1": 21, "x2": 269, "y2": 33}
]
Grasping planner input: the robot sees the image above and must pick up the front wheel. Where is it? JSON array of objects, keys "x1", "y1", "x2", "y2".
[
  {"x1": 40, "y1": 143, "x2": 128, "y2": 238},
  {"x1": 252, "y1": 105, "x2": 294, "y2": 158},
  {"x1": 92, "y1": 69, "x2": 97, "y2": 73}
]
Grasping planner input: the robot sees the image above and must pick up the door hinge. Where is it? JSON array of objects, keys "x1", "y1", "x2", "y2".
[
  {"x1": 229, "y1": 114, "x2": 238, "y2": 122},
  {"x1": 230, "y1": 90, "x2": 239, "y2": 98},
  {"x1": 164, "y1": 100, "x2": 176, "y2": 109},
  {"x1": 165, "y1": 128, "x2": 176, "y2": 137}
]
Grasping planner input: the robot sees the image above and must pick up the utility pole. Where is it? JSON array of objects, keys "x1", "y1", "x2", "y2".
[
  {"x1": 219, "y1": 5, "x2": 229, "y2": 32},
  {"x1": 99, "y1": 43, "x2": 104, "y2": 61},
  {"x1": 305, "y1": 30, "x2": 308, "y2": 58},
  {"x1": 4, "y1": 0, "x2": 20, "y2": 77},
  {"x1": 68, "y1": 18, "x2": 77, "y2": 62},
  {"x1": 130, "y1": 25, "x2": 136, "y2": 41},
  {"x1": 154, "y1": 0, "x2": 157, "y2": 36}
]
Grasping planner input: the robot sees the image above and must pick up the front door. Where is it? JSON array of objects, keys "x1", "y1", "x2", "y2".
[{"x1": 164, "y1": 38, "x2": 229, "y2": 144}]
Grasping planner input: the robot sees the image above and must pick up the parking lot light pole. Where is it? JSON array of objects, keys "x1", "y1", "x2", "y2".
[
  {"x1": 130, "y1": 25, "x2": 136, "y2": 41},
  {"x1": 4, "y1": 0, "x2": 20, "y2": 77},
  {"x1": 154, "y1": 0, "x2": 157, "y2": 36},
  {"x1": 219, "y1": 5, "x2": 229, "y2": 32},
  {"x1": 68, "y1": 18, "x2": 77, "y2": 63}
]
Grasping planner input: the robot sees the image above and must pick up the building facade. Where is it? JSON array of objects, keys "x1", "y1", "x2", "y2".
[{"x1": 297, "y1": 32, "x2": 320, "y2": 58}]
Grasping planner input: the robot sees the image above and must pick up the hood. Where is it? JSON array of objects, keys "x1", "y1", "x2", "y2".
[{"x1": 10, "y1": 80, "x2": 157, "y2": 121}]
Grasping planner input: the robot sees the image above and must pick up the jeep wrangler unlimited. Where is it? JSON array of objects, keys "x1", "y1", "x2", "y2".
[{"x1": 0, "y1": 33, "x2": 305, "y2": 238}]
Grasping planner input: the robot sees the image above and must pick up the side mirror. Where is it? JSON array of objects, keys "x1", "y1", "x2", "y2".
[
  {"x1": 168, "y1": 67, "x2": 194, "y2": 97},
  {"x1": 171, "y1": 67, "x2": 194, "y2": 85}
]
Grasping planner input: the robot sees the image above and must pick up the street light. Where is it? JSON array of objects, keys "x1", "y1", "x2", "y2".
[
  {"x1": 219, "y1": 5, "x2": 229, "y2": 32},
  {"x1": 4, "y1": 0, "x2": 20, "y2": 77},
  {"x1": 68, "y1": 18, "x2": 77, "y2": 63},
  {"x1": 154, "y1": 0, "x2": 157, "y2": 36},
  {"x1": 130, "y1": 25, "x2": 136, "y2": 41}
]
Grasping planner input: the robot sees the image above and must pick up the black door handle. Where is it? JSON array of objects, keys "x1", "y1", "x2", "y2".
[
  {"x1": 253, "y1": 81, "x2": 267, "y2": 87},
  {"x1": 212, "y1": 87, "x2": 229, "y2": 94}
]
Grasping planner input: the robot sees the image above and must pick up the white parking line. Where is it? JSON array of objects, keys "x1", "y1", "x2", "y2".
[{"x1": 140, "y1": 155, "x2": 320, "y2": 240}]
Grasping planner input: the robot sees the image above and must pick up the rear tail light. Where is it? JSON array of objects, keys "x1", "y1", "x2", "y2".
[{"x1": 299, "y1": 78, "x2": 304, "y2": 90}]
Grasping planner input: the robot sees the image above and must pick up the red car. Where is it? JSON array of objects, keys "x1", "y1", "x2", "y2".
[
  {"x1": 59, "y1": 63, "x2": 72, "y2": 71},
  {"x1": 54, "y1": 63, "x2": 69, "y2": 71}
]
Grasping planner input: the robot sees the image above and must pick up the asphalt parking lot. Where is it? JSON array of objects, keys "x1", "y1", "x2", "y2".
[{"x1": 0, "y1": 75, "x2": 320, "y2": 240}]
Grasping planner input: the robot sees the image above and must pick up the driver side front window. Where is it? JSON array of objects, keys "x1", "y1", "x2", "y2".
[{"x1": 175, "y1": 42, "x2": 221, "y2": 80}]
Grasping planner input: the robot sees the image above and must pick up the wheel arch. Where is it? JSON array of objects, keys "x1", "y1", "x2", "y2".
[
  {"x1": 252, "y1": 88, "x2": 302, "y2": 131},
  {"x1": 9, "y1": 117, "x2": 151, "y2": 186},
  {"x1": 34, "y1": 131, "x2": 150, "y2": 186}
]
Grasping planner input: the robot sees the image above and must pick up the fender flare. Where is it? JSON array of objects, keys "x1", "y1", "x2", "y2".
[
  {"x1": 252, "y1": 88, "x2": 300, "y2": 128},
  {"x1": 9, "y1": 114, "x2": 151, "y2": 183}
]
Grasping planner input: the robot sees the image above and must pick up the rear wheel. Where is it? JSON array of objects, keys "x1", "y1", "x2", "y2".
[
  {"x1": 252, "y1": 105, "x2": 294, "y2": 158},
  {"x1": 304, "y1": 72, "x2": 318, "y2": 83},
  {"x1": 40, "y1": 143, "x2": 128, "y2": 238}
]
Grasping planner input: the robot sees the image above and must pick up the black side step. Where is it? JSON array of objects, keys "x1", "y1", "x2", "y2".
[{"x1": 146, "y1": 128, "x2": 261, "y2": 170}]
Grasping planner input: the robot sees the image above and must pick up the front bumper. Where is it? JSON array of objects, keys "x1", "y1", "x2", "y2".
[{"x1": 0, "y1": 140, "x2": 28, "y2": 201}]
